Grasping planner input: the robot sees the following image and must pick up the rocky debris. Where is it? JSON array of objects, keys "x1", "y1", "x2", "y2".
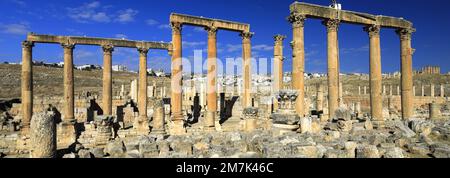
[
  {"x1": 91, "y1": 148, "x2": 105, "y2": 158},
  {"x1": 62, "y1": 153, "x2": 77, "y2": 158},
  {"x1": 408, "y1": 119, "x2": 435, "y2": 136},
  {"x1": 335, "y1": 108, "x2": 352, "y2": 121},
  {"x1": 78, "y1": 149, "x2": 93, "y2": 158},
  {"x1": 105, "y1": 140, "x2": 126, "y2": 157},
  {"x1": 356, "y1": 145, "x2": 380, "y2": 158}
]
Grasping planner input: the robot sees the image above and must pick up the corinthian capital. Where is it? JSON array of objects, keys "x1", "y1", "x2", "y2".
[
  {"x1": 322, "y1": 19, "x2": 340, "y2": 32},
  {"x1": 102, "y1": 44, "x2": 114, "y2": 53},
  {"x1": 171, "y1": 22, "x2": 183, "y2": 34},
  {"x1": 61, "y1": 42, "x2": 75, "y2": 50},
  {"x1": 22, "y1": 41, "x2": 34, "y2": 48},
  {"x1": 287, "y1": 12, "x2": 306, "y2": 28},
  {"x1": 396, "y1": 28, "x2": 415, "y2": 41},
  {"x1": 205, "y1": 26, "x2": 218, "y2": 37},
  {"x1": 240, "y1": 32, "x2": 253, "y2": 40},
  {"x1": 364, "y1": 25, "x2": 381, "y2": 37},
  {"x1": 274, "y1": 35, "x2": 286, "y2": 43},
  {"x1": 137, "y1": 47, "x2": 149, "y2": 55}
]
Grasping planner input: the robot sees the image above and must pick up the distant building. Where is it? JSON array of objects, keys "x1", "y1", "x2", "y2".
[
  {"x1": 76, "y1": 64, "x2": 101, "y2": 70},
  {"x1": 112, "y1": 65, "x2": 127, "y2": 72},
  {"x1": 414, "y1": 65, "x2": 441, "y2": 75}
]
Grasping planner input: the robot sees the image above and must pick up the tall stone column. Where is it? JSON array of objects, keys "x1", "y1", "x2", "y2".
[
  {"x1": 138, "y1": 47, "x2": 149, "y2": 118},
  {"x1": 397, "y1": 28, "x2": 415, "y2": 120},
  {"x1": 205, "y1": 26, "x2": 218, "y2": 130},
  {"x1": 288, "y1": 12, "x2": 306, "y2": 117},
  {"x1": 102, "y1": 44, "x2": 114, "y2": 116},
  {"x1": 170, "y1": 22, "x2": 185, "y2": 134},
  {"x1": 364, "y1": 25, "x2": 383, "y2": 123},
  {"x1": 316, "y1": 84, "x2": 324, "y2": 112},
  {"x1": 323, "y1": 19, "x2": 340, "y2": 119},
  {"x1": 240, "y1": 32, "x2": 253, "y2": 108},
  {"x1": 441, "y1": 85, "x2": 445, "y2": 97},
  {"x1": 431, "y1": 84, "x2": 435, "y2": 97},
  {"x1": 62, "y1": 42, "x2": 76, "y2": 123},
  {"x1": 136, "y1": 46, "x2": 150, "y2": 134},
  {"x1": 273, "y1": 35, "x2": 286, "y2": 110},
  {"x1": 21, "y1": 41, "x2": 34, "y2": 134},
  {"x1": 421, "y1": 85, "x2": 425, "y2": 97}
]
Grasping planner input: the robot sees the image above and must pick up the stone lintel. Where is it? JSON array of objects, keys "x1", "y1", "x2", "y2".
[
  {"x1": 170, "y1": 13, "x2": 250, "y2": 32},
  {"x1": 290, "y1": 2, "x2": 413, "y2": 29},
  {"x1": 27, "y1": 33, "x2": 172, "y2": 50}
]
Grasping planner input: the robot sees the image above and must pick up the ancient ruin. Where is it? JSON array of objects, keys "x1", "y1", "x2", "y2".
[{"x1": 0, "y1": 1, "x2": 449, "y2": 159}]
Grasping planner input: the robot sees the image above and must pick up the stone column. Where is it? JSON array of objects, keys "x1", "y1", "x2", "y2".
[
  {"x1": 390, "y1": 85, "x2": 393, "y2": 96},
  {"x1": 136, "y1": 46, "x2": 150, "y2": 134},
  {"x1": 364, "y1": 86, "x2": 367, "y2": 95},
  {"x1": 358, "y1": 86, "x2": 361, "y2": 95},
  {"x1": 30, "y1": 112, "x2": 56, "y2": 158},
  {"x1": 383, "y1": 85, "x2": 386, "y2": 95},
  {"x1": 431, "y1": 84, "x2": 435, "y2": 97},
  {"x1": 273, "y1": 35, "x2": 286, "y2": 110},
  {"x1": 365, "y1": 25, "x2": 383, "y2": 123},
  {"x1": 205, "y1": 26, "x2": 218, "y2": 130},
  {"x1": 421, "y1": 85, "x2": 425, "y2": 97},
  {"x1": 441, "y1": 85, "x2": 445, "y2": 97},
  {"x1": 151, "y1": 100, "x2": 166, "y2": 135},
  {"x1": 429, "y1": 102, "x2": 441, "y2": 120},
  {"x1": 413, "y1": 86, "x2": 416, "y2": 97},
  {"x1": 339, "y1": 82, "x2": 343, "y2": 107},
  {"x1": 243, "y1": 108, "x2": 258, "y2": 132},
  {"x1": 323, "y1": 19, "x2": 340, "y2": 119},
  {"x1": 170, "y1": 22, "x2": 185, "y2": 134},
  {"x1": 62, "y1": 42, "x2": 76, "y2": 123},
  {"x1": 102, "y1": 44, "x2": 114, "y2": 116},
  {"x1": 397, "y1": 28, "x2": 415, "y2": 120},
  {"x1": 21, "y1": 41, "x2": 34, "y2": 134},
  {"x1": 240, "y1": 32, "x2": 253, "y2": 108},
  {"x1": 397, "y1": 85, "x2": 400, "y2": 96},
  {"x1": 288, "y1": 12, "x2": 306, "y2": 117},
  {"x1": 316, "y1": 84, "x2": 324, "y2": 112}
]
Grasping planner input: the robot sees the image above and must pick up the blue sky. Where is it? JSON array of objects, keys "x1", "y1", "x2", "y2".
[{"x1": 0, "y1": 0, "x2": 449, "y2": 74}]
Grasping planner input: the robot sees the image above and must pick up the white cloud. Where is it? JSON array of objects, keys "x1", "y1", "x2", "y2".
[
  {"x1": 341, "y1": 44, "x2": 369, "y2": 54},
  {"x1": 115, "y1": 34, "x2": 128, "y2": 39},
  {"x1": 116, "y1": 9, "x2": 138, "y2": 23},
  {"x1": 193, "y1": 27, "x2": 204, "y2": 32},
  {"x1": 146, "y1": 19, "x2": 159, "y2": 26},
  {"x1": 75, "y1": 50, "x2": 95, "y2": 60},
  {"x1": 183, "y1": 41, "x2": 206, "y2": 48},
  {"x1": 226, "y1": 44, "x2": 242, "y2": 53},
  {"x1": 92, "y1": 12, "x2": 111, "y2": 23},
  {"x1": 9, "y1": 0, "x2": 26, "y2": 6},
  {"x1": 67, "y1": 1, "x2": 138, "y2": 24},
  {"x1": 0, "y1": 23, "x2": 30, "y2": 35},
  {"x1": 158, "y1": 24, "x2": 171, "y2": 29},
  {"x1": 252, "y1": 44, "x2": 273, "y2": 51}
]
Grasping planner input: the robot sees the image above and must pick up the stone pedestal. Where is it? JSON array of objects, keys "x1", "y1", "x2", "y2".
[
  {"x1": 151, "y1": 101, "x2": 166, "y2": 135},
  {"x1": 94, "y1": 116, "x2": 114, "y2": 147},
  {"x1": 429, "y1": 102, "x2": 441, "y2": 120},
  {"x1": 57, "y1": 121, "x2": 76, "y2": 149},
  {"x1": 30, "y1": 111, "x2": 56, "y2": 158},
  {"x1": 243, "y1": 107, "x2": 258, "y2": 132}
]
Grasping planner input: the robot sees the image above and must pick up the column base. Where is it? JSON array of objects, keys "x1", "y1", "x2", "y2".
[
  {"x1": 169, "y1": 119, "x2": 186, "y2": 135},
  {"x1": 244, "y1": 119, "x2": 257, "y2": 132},
  {"x1": 134, "y1": 116, "x2": 150, "y2": 135},
  {"x1": 371, "y1": 120, "x2": 385, "y2": 129},
  {"x1": 205, "y1": 111, "x2": 216, "y2": 129},
  {"x1": 150, "y1": 128, "x2": 166, "y2": 135},
  {"x1": 57, "y1": 122, "x2": 77, "y2": 149}
]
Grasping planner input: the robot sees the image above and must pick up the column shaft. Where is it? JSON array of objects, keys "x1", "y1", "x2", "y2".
[
  {"x1": 323, "y1": 19, "x2": 340, "y2": 119},
  {"x1": 138, "y1": 47, "x2": 149, "y2": 118},
  {"x1": 21, "y1": 41, "x2": 34, "y2": 132},
  {"x1": 397, "y1": 28, "x2": 415, "y2": 120},
  {"x1": 365, "y1": 25, "x2": 383, "y2": 121},
  {"x1": 241, "y1": 32, "x2": 253, "y2": 108},
  {"x1": 206, "y1": 26, "x2": 218, "y2": 129},
  {"x1": 102, "y1": 45, "x2": 114, "y2": 115},
  {"x1": 62, "y1": 43, "x2": 75, "y2": 122},
  {"x1": 288, "y1": 13, "x2": 306, "y2": 117},
  {"x1": 171, "y1": 22, "x2": 183, "y2": 121}
]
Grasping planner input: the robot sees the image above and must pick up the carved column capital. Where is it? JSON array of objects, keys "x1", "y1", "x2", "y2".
[
  {"x1": 288, "y1": 12, "x2": 306, "y2": 28},
  {"x1": 240, "y1": 32, "x2": 253, "y2": 40},
  {"x1": 364, "y1": 25, "x2": 381, "y2": 38},
  {"x1": 102, "y1": 44, "x2": 114, "y2": 53},
  {"x1": 205, "y1": 26, "x2": 218, "y2": 37},
  {"x1": 61, "y1": 42, "x2": 75, "y2": 50},
  {"x1": 171, "y1": 22, "x2": 183, "y2": 35},
  {"x1": 396, "y1": 28, "x2": 415, "y2": 41},
  {"x1": 22, "y1": 41, "x2": 34, "y2": 49},
  {"x1": 274, "y1": 34, "x2": 286, "y2": 44},
  {"x1": 137, "y1": 47, "x2": 149, "y2": 55},
  {"x1": 322, "y1": 19, "x2": 340, "y2": 32}
]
